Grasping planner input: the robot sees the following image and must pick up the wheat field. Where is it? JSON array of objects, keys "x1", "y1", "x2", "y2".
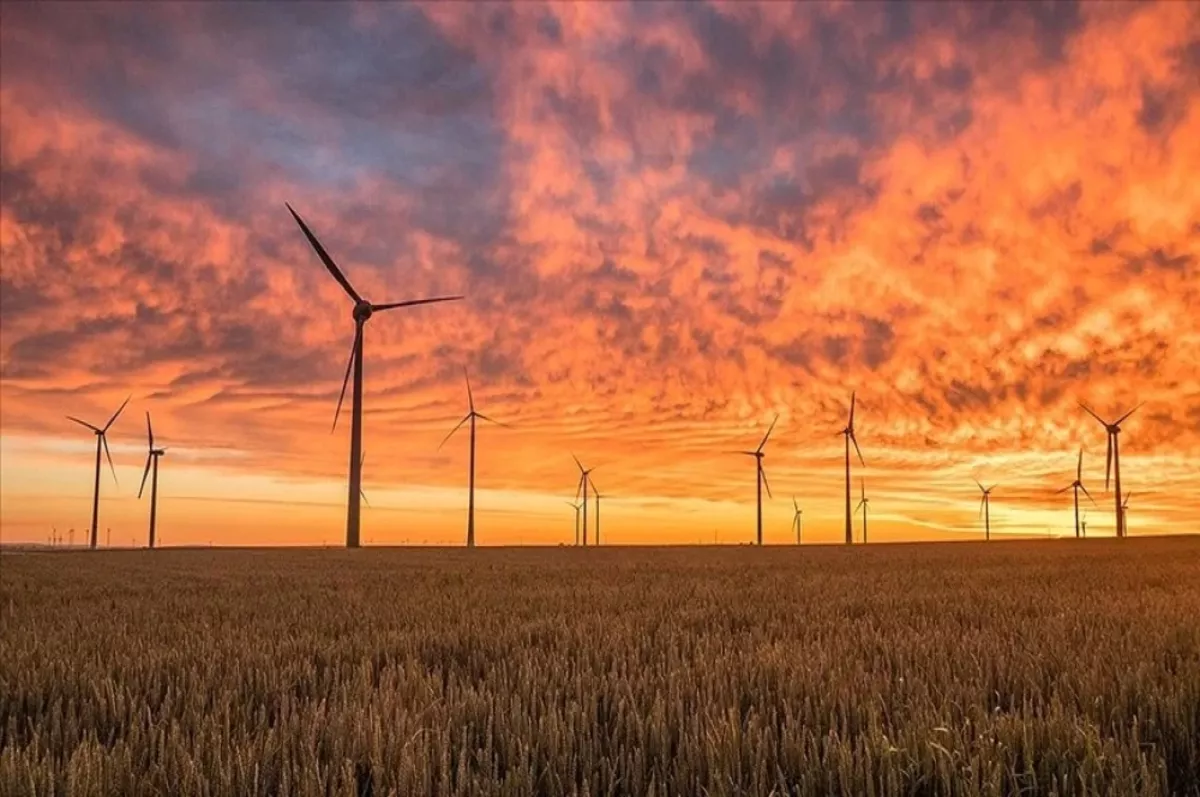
[{"x1": 2, "y1": 539, "x2": 1198, "y2": 796}]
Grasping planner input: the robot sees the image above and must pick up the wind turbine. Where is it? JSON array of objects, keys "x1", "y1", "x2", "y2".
[
  {"x1": 856, "y1": 479, "x2": 870, "y2": 543},
  {"x1": 287, "y1": 204, "x2": 463, "y2": 548},
  {"x1": 573, "y1": 456, "x2": 595, "y2": 546},
  {"x1": 137, "y1": 412, "x2": 167, "y2": 549},
  {"x1": 1079, "y1": 401, "x2": 1142, "y2": 539},
  {"x1": 839, "y1": 393, "x2": 864, "y2": 545},
  {"x1": 791, "y1": 496, "x2": 803, "y2": 545},
  {"x1": 731, "y1": 415, "x2": 777, "y2": 545},
  {"x1": 440, "y1": 369, "x2": 508, "y2": 548},
  {"x1": 591, "y1": 477, "x2": 603, "y2": 546},
  {"x1": 1081, "y1": 508, "x2": 1089, "y2": 539},
  {"x1": 1055, "y1": 449, "x2": 1095, "y2": 539},
  {"x1": 975, "y1": 479, "x2": 996, "y2": 541},
  {"x1": 1120, "y1": 492, "x2": 1133, "y2": 536},
  {"x1": 67, "y1": 395, "x2": 130, "y2": 549},
  {"x1": 567, "y1": 500, "x2": 582, "y2": 546},
  {"x1": 358, "y1": 451, "x2": 369, "y2": 508}
]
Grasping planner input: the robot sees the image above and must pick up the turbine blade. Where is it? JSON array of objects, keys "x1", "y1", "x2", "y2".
[
  {"x1": 67, "y1": 416, "x2": 100, "y2": 433},
  {"x1": 1115, "y1": 402, "x2": 1144, "y2": 426},
  {"x1": 475, "y1": 413, "x2": 511, "y2": 428},
  {"x1": 979, "y1": 495, "x2": 985, "y2": 519},
  {"x1": 145, "y1": 411, "x2": 154, "y2": 450},
  {"x1": 1105, "y1": 434, "x2": 1113, "y2": 491},
  {"x1": 438, "y1": 414, "x2": 471, "y2": 450},
  {"x1": 332, "y1": 327, "x2": 360, "y2": 432},
  {"x1": 371, "y1": 296, "x2": 464, "y2": 312},
  {"x1": 1080, "y1": 484, "x2": 1097, "y2": 505},
  {"x1": 1078, "y1": 401, "x2": 1107, "y2": 427},
  {"x1": 286, "y1": 203, "x2": 362, "y2": 303},
  {"x1": 850, "y1": 432, "x2": 865, "y2": 467},
  {"x1": 464, "y1": 367, "x2": 474, "y2": 412},
  {"x1": 360, "y1": 489, "x2": 370, "y2": 508},
  {"x1": 793, "y1": 495, "x2": 798, "y2": 511},
  {"x1": 138, "y1": 455, "x2": 152, "y2": 499},
  {"x1": 974, "y1": 478, "x2": 984, "y2": 493},
  {"x1": 1123, "y1": 491, "x2": 1133, "y2": 508},
  {"x1": 1054, "y1": 484, "x2": 1072, "y2": 495},
  {"x1": 856, "y1": 499, "x2": 865, "y2": 513},
  {"x1": 759, "y1": 464, "x2": 772, "y2": 499},
  {"x1": 757, "y1": 414, "x2": 779, "y2": 452},
  {"x1": 101, "y1": 434, "x2": 118, "y2": 486},
  {"x1": 103, "y1": 395, "x2": 131, "y2": 432},
  {"x1": 572, "y1": 453, "x2": 584, "y2": 473},
  {"x1": 860, "y1": 478, "x2": 866, "y2": 501},
  {"x1": 849, "y1": 391, "x2": 856, "y2": 429},
  {"x1": 1076, "y1": 448, "x2": 1082, "y2": 481}
]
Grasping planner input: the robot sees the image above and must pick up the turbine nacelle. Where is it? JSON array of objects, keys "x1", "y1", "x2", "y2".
[{"x1": 353, "y1": 301, "x2": 373, "y2": 323}]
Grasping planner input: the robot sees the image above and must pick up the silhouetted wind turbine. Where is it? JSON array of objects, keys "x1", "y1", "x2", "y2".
[
  {"x1": 791, "y1": 496, "x2": 803, "y2": 545},
  {"x1": 1055, "y1": 449, "x2": 1095, "y2": 539},
  {"x1": 137, "y1": 411, "x2": 167, "y2": 549},
  {"x1": 731, "y1": 415, "x2": 777, "y2": 545},
  {"x1": 591, "y1": 477, "x2": 603, "y2": 546},
  {"x1": 573, "y1": 456, "x2": 595, "y2": 546},
  {"x1": 67, "y1": 396, "x2": 130, "y2": 549},
  {"x1": 288, "y1": 204, "x2": 463, "y2": 548},
  {"x1": 975, "y1": 479, "x2": 996, "y2": 541},
  {"x1": 1120, "y1": 492, "x2": 1133, "y2": 536},
  {"x1": 1079, "y1": 401, "x2": 1141, "y2": 539},
  {"x1": 856, "y1": 478, "x2": 870, "y2": 543},
  {"x1": 840, "y1": 393, "x2": 864, "y2": 545},
  {"x1": 1081, "y1": 508, "x2": 1089, "y2": 539},
  {"x1": 440, "y1": 369, "x2": 508, "y2": 548},
  {"x1": 567, "y1": 500, "x2": 582, "y2": 546}
]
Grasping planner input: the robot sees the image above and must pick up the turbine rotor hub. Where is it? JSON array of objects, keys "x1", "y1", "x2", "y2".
[{"x1": 353, "y1": 301, "x2": 373, "y2": 322}]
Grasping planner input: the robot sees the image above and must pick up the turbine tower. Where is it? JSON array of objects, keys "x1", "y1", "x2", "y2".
[
  {"x1": 791, "y1": 496, "x2": 803, "y2": 545},
  {"x1": 732, "y1": 415, "x2": 777, "y2": 545},
  {"x1": 1079, "y1": 401, "x2": 1141, "y2": 539},
  {"x1": 1055, "y1": 449, "x2": 1095, "y2": 539},
  {"x1": 440, "y1": 369, "x2": 508, "y2": 548},
  {"x1": 573, "y1": 456, "x2": 595, "y2": 546},
  {"x1": 567, "y1": 501, "x2": 582, "y2": 546},
  {"x1": 975, "y1": 479, "x2": 996, "y2": 541},
  {"x1": 137, "y1": 411, "x2": 167, "y2": 549},
  {"x1": 287, "y1": 204, "x2": 463, "y2": 548},
  {"x1": 839, "y1": 393, "x2": 864, "y2": 545},
  {"x1": 67, "y1": 396, "x2": 130, "y2": 549},
  {"x1": 856, "y1": 478, "x2": 870, "y2": 543}
]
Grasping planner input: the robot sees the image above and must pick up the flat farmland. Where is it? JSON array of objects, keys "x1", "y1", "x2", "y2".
[{"x1": 2, "y1": 539, "x2": 1198, "y2": 796}]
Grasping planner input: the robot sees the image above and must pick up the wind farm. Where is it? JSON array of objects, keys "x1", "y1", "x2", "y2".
[{"x1": 3, "y1": 3, "x2": 1199, "y2": 796}]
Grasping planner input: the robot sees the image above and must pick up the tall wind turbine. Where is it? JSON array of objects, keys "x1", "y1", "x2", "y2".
[
  {"x1": 440, "y1": 369, "x2": 507, "y2": 548},
  {"x1": 840, "y1": 393, "x2": 864, "y2": 545},
  {"x1": 1055, "y1": 449, "x2": 1095, "y2": 539},
  {"x1": 975, "y1": 479, "x2": 996, "y2": 541},
  {"x1": 791, "y1": 496, "x2": 803, "y2": 545},
  {"x1": 856, "y1": 479, "x2": 870, "y2": 543},
  {"x1": 1079, "y1": 401, "x2": 1142, "y2": 539},
  {"x1": 567, "y1": 500, "x2": 582, "y2": 546},
  {"x1": 67, "y1": 396, "x2": 130, "y2": 549},
  {"x1": 288, "y1": 204, "x2": 463, "y2": 548},
  {"x1": 137, "y1": 411, "x2": 167, "y2": 549},
  {"x1": 573, "y1": 456, "x2": 595, "y2": 546},
  {"x1": 731, "y1": 415, "x2": 777, "y2": 545}
]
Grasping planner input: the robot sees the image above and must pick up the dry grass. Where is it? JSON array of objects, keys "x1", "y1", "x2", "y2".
[{"x1": 2, "y1": 538, "x2": 1199, "y2": 796}]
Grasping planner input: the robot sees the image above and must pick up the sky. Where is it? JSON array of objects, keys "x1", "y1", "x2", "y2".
[{"x1": 1, "y1": 1, "x2": 1198, "y2": 547}]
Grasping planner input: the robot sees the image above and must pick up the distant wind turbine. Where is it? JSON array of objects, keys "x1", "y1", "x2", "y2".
[
  {"x1": 1055, "y1": 449, "x2": 1096, "y2": 539},
  {"x1": 592, "y1": 478, "x2": 604, "y2": 546},
  {"x1": 440, "y1": 369, "x2": 508, "y2": 548},
  {"x1": 573, "y1": 456, "x2": 595, "y2": 546},
  {"x1": 67, "y1": 395, "x2": 130, "y2": 549},
  {"x1": 1079, "y1": 401, "x2": 1142, "y2": 539},
  {"x1": 567, "y1": 500, "x2": 582, "y2": 546},
  {"x1": 856, "y1": 479, "x2": 870, "y2": 543},
  {"x1": 791, "y1": 496, "x2": 803, "y2": 545},
  {"x1": 975, "y1": 479, "x2": 996, "y2": 541},
  {"x1": 839, "y1": 393, "x2": 864, "y2": 545},
  {"x1": 730, "y1": 415, "x2": 777, "y2": 545},
  {"x1": 1120, "y1": 492, "x2": 1133, "y2": 536},
  {"x1": 287, "y1": 203, "x2": 463, "y2": 548},
  {"x1": 137, "y1": 411, "x2": 167, "y2": 549},
  {"x1": 1081, "y1": 508, "x2": 1089, "y2": 539}
]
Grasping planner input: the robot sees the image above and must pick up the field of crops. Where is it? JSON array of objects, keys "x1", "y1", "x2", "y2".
[{"x1": 2, "y1": 539, "x2": 1199, "y2": 796}]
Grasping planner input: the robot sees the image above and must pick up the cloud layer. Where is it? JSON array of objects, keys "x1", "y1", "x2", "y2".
[{"x1": 2, "y1": 1, "x2": 1198, "y2": 544}]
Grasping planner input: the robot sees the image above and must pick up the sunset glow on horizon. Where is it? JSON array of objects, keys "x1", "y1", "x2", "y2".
[{"x1": 2, "y1": 2, "x2": 1198, "y2": 546}]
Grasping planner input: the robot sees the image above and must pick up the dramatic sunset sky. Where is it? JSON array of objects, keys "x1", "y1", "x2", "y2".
[{"x1": 1, "y1": 2, "x2": 1197, "y2": 546}]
